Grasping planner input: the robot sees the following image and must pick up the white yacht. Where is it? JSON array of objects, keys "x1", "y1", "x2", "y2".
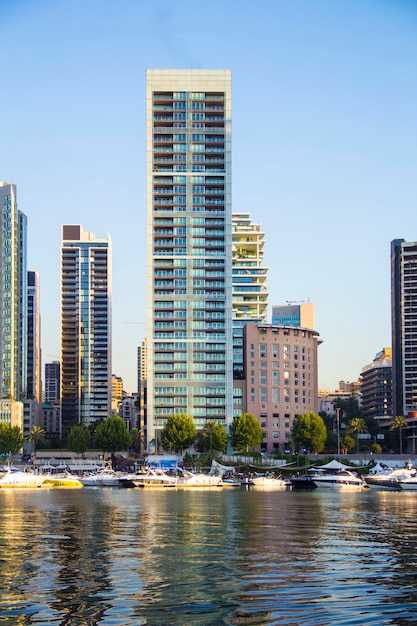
[
  {"x1": 364, "y1": 466, "x2": 415, "y2": 491},
  {"x1": 250, "y1": 475, "x2": 288, "y2": 489},
  {"x1": 80, "y1": 467, "x2": 121, "y2": 487},
  {"x1": 130, "y1": 468, "x2": 178, "y2": 488},
  {"x1": 312, "y1": 469, "x2": 365, "y2": 490},
  {"x1": 176, "y1": 469, "x2": 222, "y2": 488},
  {"x1": 0, "y1": 466, "x2": 45, "y2": 489}
]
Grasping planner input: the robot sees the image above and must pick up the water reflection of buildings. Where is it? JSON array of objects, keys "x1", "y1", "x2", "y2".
[
  {"x1": 132, "y1": 490, "x2": 329, "y2": 625},
  {"x1": 0, "y1": 492, "x2": 115, "y2": 624}
]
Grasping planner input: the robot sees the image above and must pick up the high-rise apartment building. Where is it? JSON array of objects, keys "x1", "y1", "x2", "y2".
[
  {"x1": 111, "y1": 374, "x2": 123, "y2": 413},
  {"x1": 138, "y1": 339, "x2": 147, "y2": 394},
  {"x1": 45, "y1": 361, "x2": 60, "y2": 403},
  {"x1": 391, "y1": 239, "x2": 417, "y2": 421},
  {"x1": 146, "y1": 69, "x2": 233, "y2": 448},
  {"x1": 60, "y1": 224, "x2": 112, "y2": 430},
  {"x1": 232, "y1": 212, "x2": 268, "y2": 379},
  {"x1": 27, "y1": 270, "x2": 41, "y2": 422},
  {"x1": 360, "y1": 348, "x2": 392, "y2": 426},
  {"x1": 0, "y1": 182, "x2": 27, "y2": 402}
]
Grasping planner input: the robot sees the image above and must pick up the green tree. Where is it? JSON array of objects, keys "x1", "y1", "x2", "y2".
[
  {"x1": 95, "y1": 415, "x2": 132, "y2": 461},
  {"x1": 229, "y1": 413, "x2": 263, "y2": 453},
  {"x1": 390, "y1": 415, "x2": 408, "y2": 454},
  {"x1": 334, "y1": 397, "x2": 363, "y2": 421},
  {"x1": 25, "y1": 425, "x2": 45, "y2": 456},
  {"x1": 0, "y1": 424, "x2": 24, "y2": 456},
  {"x1": 371, "y1": 443, "x2": 382, "y2": 454},
  {"x1": 67, "y1": 425, "x2": 89, "y2": 456},
  {"x1": 340, "y1": 434, "x2": 355, "y2": 454},
  {"x1": 87, "y1": 418, "x2": 104, "y2": 448},
  {"x1": 347, "y1": 417, "x2": 368, "y2": 453},
  {"x1": 197, "y1": 421, "x2": 228, "y2": 454},
  {"x1": 161, "y1": 413, "x2": 197, "y2": 454},
  {"x1": 291, "y1": 412, "x2": 327, "y2": 454}
]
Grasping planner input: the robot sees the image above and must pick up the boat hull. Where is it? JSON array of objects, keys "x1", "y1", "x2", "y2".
[
  {"x1": 364, "y1": 477, "x2": 402, "y2": 491},
  {"x1": 290, "y1": 475, "x2": 317, "y2": 490},
  {"x1": 398, "y1": 480, "x2": 417, "y2": 491},
  {"x1": 250, "y1": 477, "x2": 288, "y2": 489},
  {"x1": 312, "y1": 469, "x2": 365, "y2": 490}
]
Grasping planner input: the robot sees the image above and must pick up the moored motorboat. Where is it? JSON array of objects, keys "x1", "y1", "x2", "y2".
[
  {"x1": 80, "y1": 467, "x2": 121, "y2": 487},
  {"x1": 364, "y1": 465, "x2": 415, "y2": 491},
  {"x1": 290, "y1": 474, "x2": 317, "y2": 490},
  {"x1": 0, "y1": 466, "x2": 83, "y2": 489},
  {"x1": 312, "y1": 469, "x2": 365, "y2": 490},
  {"x1": 176, "y1": 469, "x2": 222, "y2": 488},
  {"x1": 130, "y1": 468, "x2": 178, "y2": 488},
  {"x1": 250, "y1": 475, "x2": 288, "y2": 489},
  {"x1": 397, "y1": 476, "x2": 417, "y2": 491},
  {"x1": 0, "y1": 466, "x2": 45, "y2": 489},
  {"x1": 42, "y1": 473, "x2": 84, "y2": 488},
  {"x1": 221, "y1": 477, "x2": 242, "y2": 487}
]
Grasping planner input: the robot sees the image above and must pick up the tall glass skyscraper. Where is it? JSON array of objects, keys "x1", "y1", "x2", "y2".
[
  {"x1": 391, "y1": 239, "x2": 417, "y2": 421},
  {"x1": 27, "y1": 270, "x2": 41, "y2": 420},
  {"x1": 146, "y1": 69, "x2": 233, "y2": 449},
  {"x1": 0, "y1": 182, "x2": 27, "y2": 401},
  {"x1": 60, "y1": 224, "x2": 112, "y2": 430}
]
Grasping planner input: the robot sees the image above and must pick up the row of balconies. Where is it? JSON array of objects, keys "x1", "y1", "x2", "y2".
[
  {"x1": 153, "y1": 94, "x2": 224, "y2": 102},
  {"x1": 154, "y1": 134, "x2": 224, "y2": 142},
  {"x1": 154, "y1": 188, "x2": 224, "y2": 196},
  {"x1": 154, "y1": 177, "x2": 224, "y2": 184},
  {"x1": 153, "y1": 167, "x2": 225, "y2": 174},
  {"x1": 154, "y1": 199, "x2": 224, "y2": 206},
  {"x1": 154, "y1": 125, "x2": 224, "y2": 135},
  {"x1": 153, "y1": 120, "x2": 225, "y2": 128}
]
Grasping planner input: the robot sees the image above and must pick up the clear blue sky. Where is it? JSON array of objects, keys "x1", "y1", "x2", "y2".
[{"x1": 1, "y1": 0, "x2": 416, "y2": 393}]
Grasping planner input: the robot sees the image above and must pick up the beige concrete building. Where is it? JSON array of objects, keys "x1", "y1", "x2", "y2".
[
  {"x1": 111, "y1": 375, "x2": 124, "y2": 413},
  {"x1": 0, "y1": 399, "x2": 24, "y2": 429},
  {"x1": 243, "y1": 323, "x2": 320, "y2": 453}
]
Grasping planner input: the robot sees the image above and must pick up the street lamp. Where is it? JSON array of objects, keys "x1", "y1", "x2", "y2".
[{"x1": 336, "y1": 408, "x2": 341, "y2": 456}]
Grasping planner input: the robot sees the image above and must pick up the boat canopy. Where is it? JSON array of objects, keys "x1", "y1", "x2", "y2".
[
  {"x1": 210, "y1": 460, "x2": 236, "y2": 475},
  {"x1": 312, "y1": 460, "x2": 358, "y2": 471}
]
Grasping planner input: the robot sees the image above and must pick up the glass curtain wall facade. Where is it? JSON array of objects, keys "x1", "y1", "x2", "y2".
[
  {"x1": 27, "y1": 270, "x2": 42, "y2": 422},
  {"x1": 45, "y1": 361, "x2": 60, "y2": 403},
  {"x1": 232, "y1": 212, "x2": 268, "y2": 379},
  {"x1": 146, "y1": 69, "x2": 233, "y2": 448},
  {"x1": 61, "y1": 225, "x2": 112, "y2": 430},
  {"x1": 0, "y1": 182, "x2": 27, "y2": 401},
  {"x1": 360, "y1": 348, "x2": 392, "y2": 425},
  {"x1": 391, "y1": 239, "x2": 417, "y2": 419}
]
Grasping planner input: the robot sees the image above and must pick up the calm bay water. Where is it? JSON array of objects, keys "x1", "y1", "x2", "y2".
[{"x1": 1, "y1": 487, "x2": 417, "y2": 625}]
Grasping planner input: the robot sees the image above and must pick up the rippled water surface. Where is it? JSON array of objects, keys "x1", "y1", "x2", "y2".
[{"x1": 1, "y1": 487, "x2": 417, "y2": 625}]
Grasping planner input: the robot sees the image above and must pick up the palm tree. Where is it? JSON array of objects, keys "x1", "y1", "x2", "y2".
[
  {"x1": 347, "y1": 418, "x2": 367, "y2": 453},
  {"x1": 390, "y1": 415, "x2": 408, "y2": 454},
  {"x1": 25, "y1": 425, "x2": 45, "y2": 457},
  {"x1": 130, "y1": 428, "x2": 145, "y2": 454}
]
